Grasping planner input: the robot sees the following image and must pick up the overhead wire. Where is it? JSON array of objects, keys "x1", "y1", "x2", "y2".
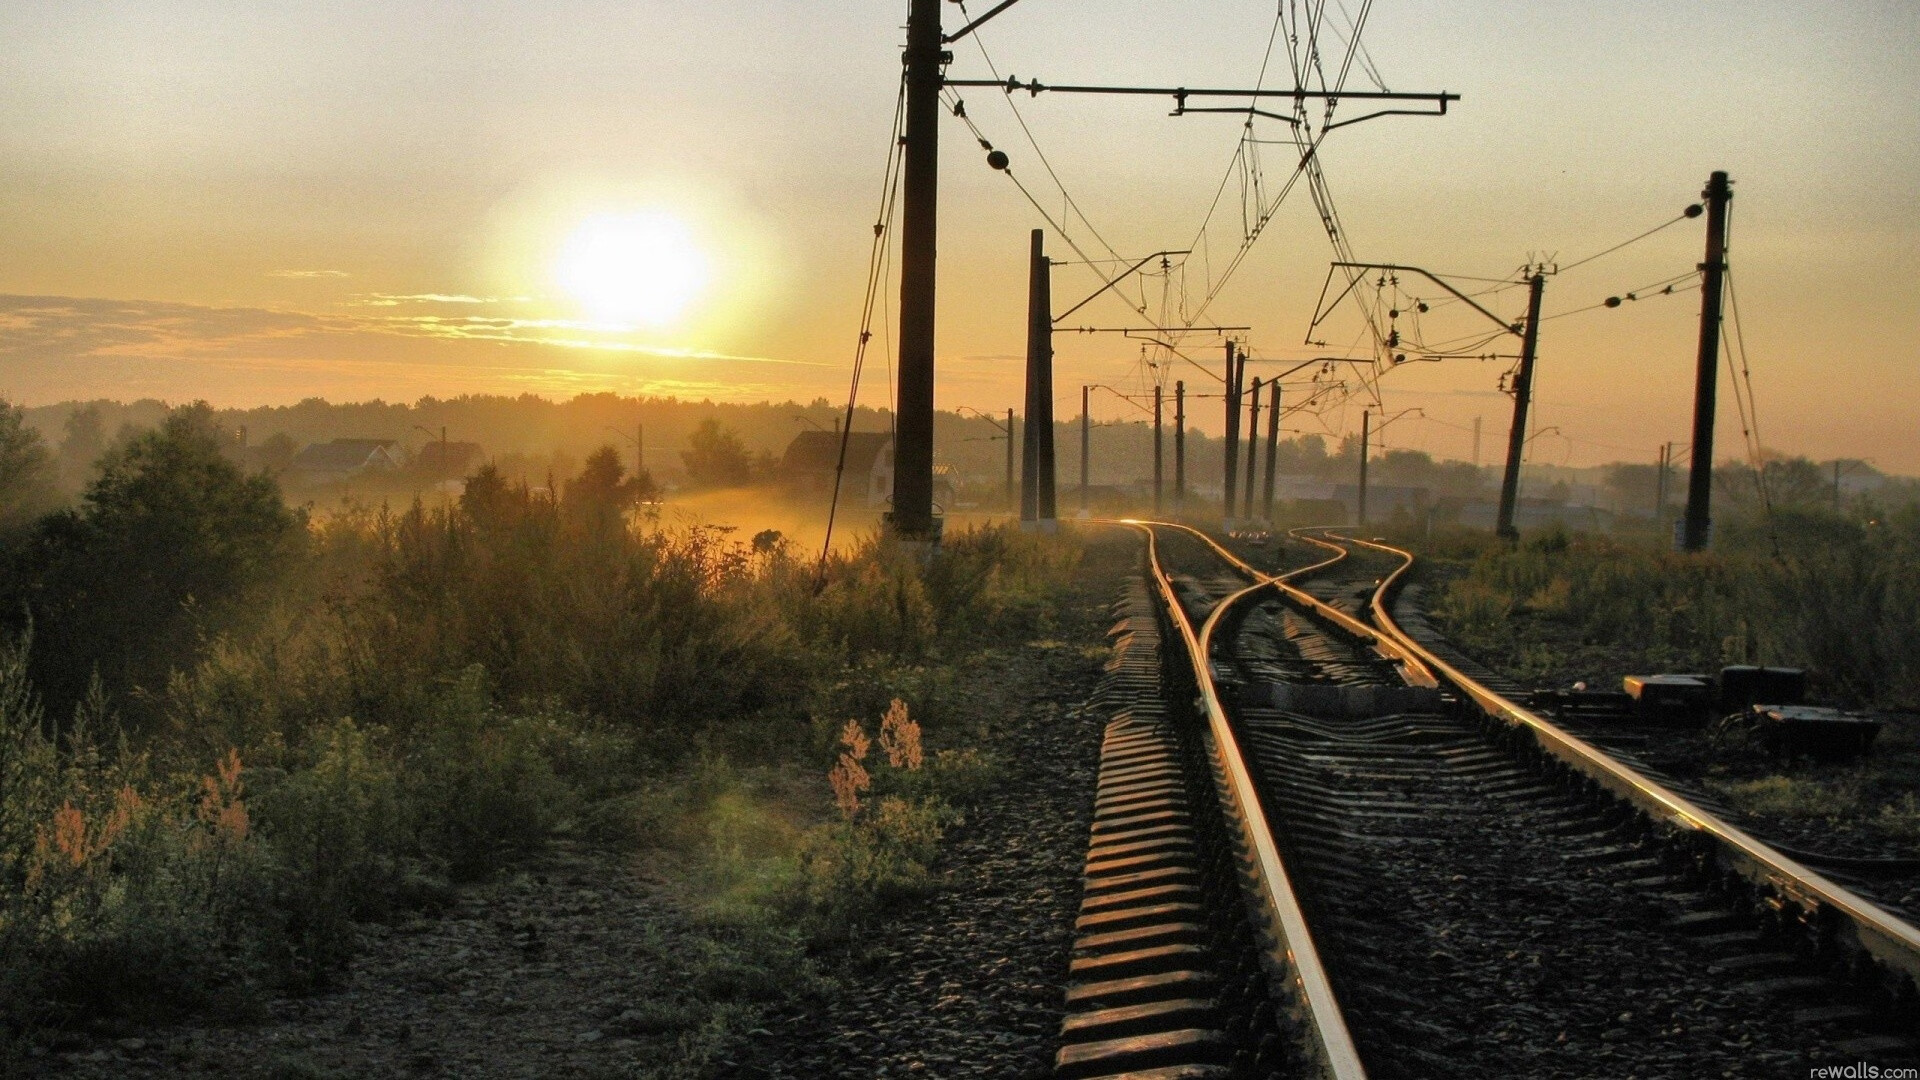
[{"x1": 816, "y1": 71, "x2": 909, "y2": 591}]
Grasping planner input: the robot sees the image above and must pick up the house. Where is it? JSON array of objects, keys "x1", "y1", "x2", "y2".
[
  {"x1": 781, "y1": 430, "x2": 894, "y2": 508},
  {"x1": 291, "y1": 438, "x2": 403, "y2": 484},
  {"x1": 414, "y1": 440, "x2": 484, "y2": 476}
]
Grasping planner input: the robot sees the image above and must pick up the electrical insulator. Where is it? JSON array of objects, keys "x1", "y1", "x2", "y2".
[{"x1": 987, "y1": 150, "x2": 1009, "y2": 170}]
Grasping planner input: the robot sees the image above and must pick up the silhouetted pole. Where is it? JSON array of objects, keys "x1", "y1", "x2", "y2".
[
  {"x1": 1654, "y1": 443, "x2": 1670, "y2": 522},
  {"x1": 1144, "y1": 382, "x2": 1159, "y2": 511},
  {"x1": 1358, "y1": 410, "x2": 1371, "y2": 527},
  {"x1": 1080, "y1": 384, "x2": 1090, "y2": 515},
  {"x1": 889, "y1": 0, "x2": 943, "y2": 541},
  {"x1": 1470, "y1": 415, "x2": 1481, "y2": 469},
  {"x1": 1021, "y1": 229, "x2": 1057, "y2": 527},
  {"x1": 1683, "y1": 171, "x2": 1732, "y2": 553},
  {"x1": 1262, "y1": 379, "x2": 1280, "y2": 521},
  {"x1": 1174, "y1": 380, "x2": 1186, "y2": 516},
  {"x1": 1243, "y1": 377, "x2": 1261, "y2": 519},
  {"x1": 1496, "y1": 272, "x2": 1546, "y2": 540},
  {"x1": 1005, "y1": 408, "x2": 1015, "y2": 511},
  {"x1": 1222, "y1": 342, "x2": 1241, "y2": 525}
]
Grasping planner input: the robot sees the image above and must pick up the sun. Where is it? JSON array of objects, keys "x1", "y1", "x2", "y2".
[{"x1": 555, "y1": 211, "x2": 710, "y2": 326}]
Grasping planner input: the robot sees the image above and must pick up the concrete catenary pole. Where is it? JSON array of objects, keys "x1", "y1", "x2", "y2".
[
  {"x1": 1243, "y1": 376, "x2": 1262, "y2": 519},
  {"x1": 1153, "y1": 384, "x2": 1164, "y2": 514},
  {"x1": 1222, "y1": 342, "x2": 1241, "y2": 525},
  {"x1": 1358, "y1": 410, "x2": 1371, "y2": 527},
  {"x1": 1174, "y1": 381, "x2": 1186, "y2": 515},
  {"x1": 1683, "y1": 171, "x2": 1732, "y2": 553},
  {"x1": 1021, "y1": 229, "x2": 1056, "y2": 527},
  {"x1": 1262, "y1": 379, "x2": 1281, "y2": 522},
  {"x1": 889, "y1": 0, "x2": 943, "y2": 541}
]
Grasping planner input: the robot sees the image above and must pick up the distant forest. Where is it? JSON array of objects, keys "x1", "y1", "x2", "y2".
[{"x1": 9, "y1": 392, "x2": 1908, "y2": 520}]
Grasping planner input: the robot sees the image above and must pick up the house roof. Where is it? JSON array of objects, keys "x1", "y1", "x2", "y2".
[
  {"x1": 292, "y1": 438, "x2": 398, "y2": 472},
  {"x1": 781, "y1": 431, "x2": 891, "y2": 475}
]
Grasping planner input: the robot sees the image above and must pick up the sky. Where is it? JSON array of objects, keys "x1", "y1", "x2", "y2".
[{"x1": 2, "y1": 1, "x2": 1916, "y2": 470}]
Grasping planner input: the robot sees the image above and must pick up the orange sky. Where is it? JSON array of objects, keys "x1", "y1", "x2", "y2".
[{"x1": 2, "y1": 2, "x2": 1916, "y2": 469}]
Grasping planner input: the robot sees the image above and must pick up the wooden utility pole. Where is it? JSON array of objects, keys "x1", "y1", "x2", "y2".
[
  {"x1": 1357, "y1": 410, "x2": 1371, "y2": 527},
  {"x1": 1262, "y1": 379, "x2": 1281, "y2": 522},
  {"x1": 1654, "y1": 442, "x2": 1672, "y2": 523},
  {"x1": 1222, "y1": 342, "x2": 1241, "y2": 524},
  {"x1": 889, "y1": 0, "x2": 943, "y2": 541},
  {"x1": 1174, "y1": 381, "x2": 1186, "y2": 515},
  {"x1": 1005, "y1": 407, "x2": 1015, "y2": 511},
  {"x1": 1243, "y1": 376, "x2": 1262, "y2": 519},
  {"x1": 1152, "y1": 384, "x2": 1164, "y2": 514},
  {"x1": 1683, "y1": 171, "x2": 1732, "y2": 553},
  {"x1": 1080, "y1": 385, "x2": 1090, "y2": 515},
  {"x1": 1495, "y1": 272, "x2": 1546, "y2": 540},
  {"x1": 1471, "y1": 415, "x2": 1481, "y2": 469},
  {"x1": 1021, "y1": 229, "x2": 1057, "y2": 527}
]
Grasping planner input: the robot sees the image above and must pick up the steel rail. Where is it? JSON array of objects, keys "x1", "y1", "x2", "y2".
[
  {"x1": 1125, "y1": 521, "x2": 1367, "y2": 1080},
  {"x1": 1335, "y1": 531, "x2": 1920, "y2": 1001},
  {"x1": 1164, "y1": 522, "x2": 1438, "y2": 688}
]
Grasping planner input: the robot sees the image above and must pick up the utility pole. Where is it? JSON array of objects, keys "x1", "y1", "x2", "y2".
[
  {"x1": 1152, "y1": 384, "x2": 1164, "y2": 515},
  {"x1": 1174, "y1": 380, "x2": 1186, "y2": 516},
  {"x1": 1262, "y1": 379, "x2": 1280, "y2": 522},
  {"x1": 1471, "y1": 416, "x2": 1482, "y2": 470},
  {"x1": 1495, "y1": 272, "x2": 1546, "y2": 540},
  {"x1": 1005, "y1": 407, "x2": 1015, "y2": 512},
  {"x1": 1654, "y1": 443, "x2": 1670, "y2": 522},
  {"x1": 1243, "y1": 377, "x2": 1262, "y2": 519},
  {"x1": 888, "y1": 0, "x2": 944, "y2": 542},
  {"x1": 1080, "y1": 384, "x2": 1091, "y2": 516},
  {"x1": 1021, "y1": 229, "x2": 1057, "y2": 529},
  {"x1": 1683, "y1": 170, "x2": 1732, "y2": 553},
  {"x1": 1222, "y1": 342, "x2": 1241, "y2": 525},
  {"x1": 1357, "y1": 410, "x2": 1371, "y2": 527}
]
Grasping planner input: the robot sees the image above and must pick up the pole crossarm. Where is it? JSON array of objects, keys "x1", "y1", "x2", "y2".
[
  {"x1": 943, "y1": 77, "x2": 1458, "y2": 117},
  {"x1": 1052, "y1": 250, "x2": 1190, "y2": 324},
  {"x1": 1059, "y1": 325, "x2": 1250, "y2": 335},
  {"x1": 1312, "y1": 262, "x2": 1522, "y2": 341}
]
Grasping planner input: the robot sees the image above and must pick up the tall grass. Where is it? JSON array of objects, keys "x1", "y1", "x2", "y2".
[
  {"x1": 1428, "y1": 507, "x2": 1920, "y2": 707},
  {"x1": 1, "y1": 441, "x2": 1084, "y2": 1051}
]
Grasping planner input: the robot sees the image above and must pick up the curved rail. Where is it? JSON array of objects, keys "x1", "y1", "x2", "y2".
[
  {"x1": 1336, "y1": 531, "x2": 1920, "y2": 1000},
  {"x1": 1127, "y1": 522, "x2": 1367, "y2": 1080}
]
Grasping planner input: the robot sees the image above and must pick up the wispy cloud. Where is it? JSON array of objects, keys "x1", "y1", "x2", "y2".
[
  {"x1": 351, "y1": 293, "x2": 501, "y2": 306},
  {"x1": 268, "y1": 269, "x2": 351, "y2": 279},
  {"x1": 0, "y1": 293, "x2": 840, "y2": 406}
]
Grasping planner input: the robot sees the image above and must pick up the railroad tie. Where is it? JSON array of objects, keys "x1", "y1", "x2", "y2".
[{"x1": 1053, "y1": 581, "x2": 1233, "y2": 1080}]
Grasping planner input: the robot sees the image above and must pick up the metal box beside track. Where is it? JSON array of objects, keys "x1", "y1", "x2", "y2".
[
  {"x1": 1623, "y1": 674, "x2": 1714, "y2": 723},
  {"x1": 1747, "y1": 704, "x2": 1880, "y2": 760},
  {"x1": 1717, "y1": 665, "x2": 1806, "y2": 713}
]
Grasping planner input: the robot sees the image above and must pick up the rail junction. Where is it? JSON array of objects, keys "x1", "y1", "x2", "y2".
[{"x1": 1052, "y1": 522, "x2": 1920, "y2": 1078}]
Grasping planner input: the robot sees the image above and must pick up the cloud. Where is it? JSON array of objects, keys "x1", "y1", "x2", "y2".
[
  {"x1": 0, "y1": 293, "x2": 841, "y2": 406},
  {"x1": 351, "y1": 293, "x2": 499, "y2": 306},
  {"x1": 268, "y1": 269, "x2": 351, "y2": 279}
]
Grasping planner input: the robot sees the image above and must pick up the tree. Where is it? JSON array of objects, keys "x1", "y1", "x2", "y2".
[
  {"x1": 0, "y1": 399, "x2": 58, "y2": 536},
  {"x1": 57, "y1": 405, "x2": 107, "y2": 493},
  {"x1": 562, "y1": 445, "x2": 651, "y2": 534},
  {"x1": 680, "y1": 419, "x2": 752, "y2": 488},
  {"x1": 14, "y1": 403, "x2": 303, "y2": 718}
]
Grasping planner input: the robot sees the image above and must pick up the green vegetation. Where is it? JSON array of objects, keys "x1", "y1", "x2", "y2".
[{"x1": 0, "y1": 399, "x2": 1084, "y2": 1067}]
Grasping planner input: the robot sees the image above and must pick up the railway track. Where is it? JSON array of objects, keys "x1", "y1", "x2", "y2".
[{"x1": 1053, "y1": 521, "x2": 1920, "y2": 1078}]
